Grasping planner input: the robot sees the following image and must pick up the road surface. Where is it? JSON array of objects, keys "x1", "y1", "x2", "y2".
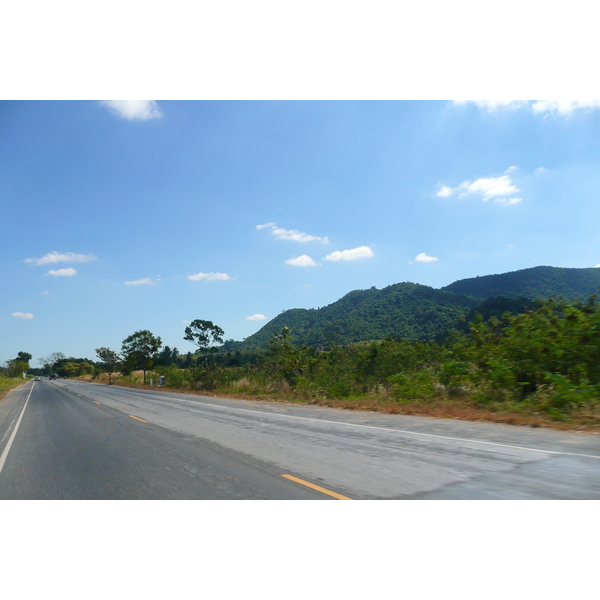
[{"x1": 1, "y1": 378, "x2": 599, "y2": 499}]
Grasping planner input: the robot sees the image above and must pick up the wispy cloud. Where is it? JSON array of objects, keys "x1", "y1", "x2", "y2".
[
  {"x1": 325, "y1": 246, "x2": 374, "y2": 262},
  {"x1": 285, "y1": 254, "x2": 318, "y2": 267},
  {"x1": 26, "y1": 251, "x2": 96, "y2": 266},
  {"x1": 257, "y1": 222, "x2": 329, "y2": 243},
  {"x1": 48, "y1": 268, "x2": 77, "y2": 276},
  {"x1": 455, "y1": 100, "x2": 600, "y2": 116},
  {"x1": 246, "y1": 314, "x2": 267, "y2": 321},
  {"x1": 494, "y1": 197, "x2": 522, "y2": 205},
  {"x1": 12, "y1": 312, "x2": 34, "y2": 319},
  {"x1": 415, "y1": 253, "x2": 438, "y2": 263},
  {"x1": 454, "y1": 100, "x2": 529, "y2": 111},
  {"x1": 100, "y1": 100, "x2": 162, "y2": 120},
  {"x1": 532, "y1": 100, "x2": 600, "y2": 115},
  {"x1": 124, "y1": 277, "x2": 156, "y2": 285},
  {"x1": 188, "y1": 272, "x2": 234, "y2": 281},
  {"x1": 436, "y1": 169, "x2": 521, "y2": 205}
]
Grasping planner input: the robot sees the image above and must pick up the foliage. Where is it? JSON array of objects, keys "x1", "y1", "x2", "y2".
[
  {"x1": 95, "y1": 347, "x2": 121, "y2": 382},
  {"x1": 0, "y1": 374, "x2": 27, "y2": 400},
  {"x1": 154, "y1": 345, "x2": 180, "y2": 367},
  {"x1": 183, "y1": 320, "x2": 224, "y2": 363},
  {"x1": 442, "y1": 265, "x2": 600, "y2": 301},
  {"x1": 264, "y1": 327, "x2": 311, "y2": 384},
  {"x1": 15, "y1": 352, "x2": 32, "y2": 365},
  {"x1": 121, "y1": 330, "x2": 162, "y2": 383},
  {"x1": 446, "y1": 295, "x2": 600, "y2": 414},
  {"x1": 38, "y1": 352, "x2": 66, "y2": 374}
]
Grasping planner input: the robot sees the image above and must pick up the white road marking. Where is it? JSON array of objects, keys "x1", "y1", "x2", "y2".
[{"x1": 0, "y1": 382, "x2": 34, "y2": 475}]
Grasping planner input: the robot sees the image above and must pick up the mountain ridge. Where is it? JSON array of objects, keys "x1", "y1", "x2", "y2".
[{"x1": 224, "y1": 266, "x2": 600, "y2": 350}]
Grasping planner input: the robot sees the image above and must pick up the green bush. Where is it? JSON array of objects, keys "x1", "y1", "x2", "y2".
[{"x1": 387, "y1": 370, "x2": 437, "y2": 400}]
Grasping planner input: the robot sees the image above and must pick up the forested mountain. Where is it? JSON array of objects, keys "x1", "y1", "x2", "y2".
[
  {"x1": 229, "y1": 283, "x2": 479, "y2": 350},
  {"x1": 441, "y1": 266, "x2": 600, "y2": 300},
  {"x1": 223, "y1": 266, "x2": 600, "y2": 351}
]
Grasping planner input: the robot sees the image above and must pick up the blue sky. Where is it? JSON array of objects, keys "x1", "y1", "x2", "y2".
[{"x1": 3, "y1": 99, "x2": 600, "y2": 365}]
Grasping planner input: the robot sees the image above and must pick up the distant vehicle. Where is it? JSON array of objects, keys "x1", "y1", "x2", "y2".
[
  {"x1": 35, "y1": 376, "x2": 41, "y2": 381},
  {"x1": 49, "y1": 374, "x2": 58, "y2": 380}
]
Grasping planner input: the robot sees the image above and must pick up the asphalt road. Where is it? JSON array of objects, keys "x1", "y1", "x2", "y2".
[{"x1": 1, "y1": 379, "x2": 600, "y2": 499}]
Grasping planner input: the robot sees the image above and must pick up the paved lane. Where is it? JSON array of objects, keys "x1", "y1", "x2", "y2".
[
  {"x1": 0, "y1": 380, "x2": 329, "y2": 499},
  {"x1": 2, "y1": 379, "x2": 600, "y2": 499}
]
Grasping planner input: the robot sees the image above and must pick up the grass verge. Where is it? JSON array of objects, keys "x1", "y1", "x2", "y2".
[{"x1": 0, "y1": 377, "x2": 28, "y2": 402}]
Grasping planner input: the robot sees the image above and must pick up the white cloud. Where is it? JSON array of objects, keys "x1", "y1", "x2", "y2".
[
  {"x1": 48, "y1": 268, "x2": 77, "y2": 276},
  {"x1": 257, "y1": 222, "x2": 329, "y2": 243},
  {"x1": 273, "y1": 227, "x2": 328, "y2": 244},
  {"x1": 182, "y1": 320, "x2": 191, "y2": 324},
  {"x1": 494, "y1": 197, "x2": 522, "y2": 205},
  {"x1": 325, "y1": 246, "x2": 374, "y2": 262},
  {"x1": 455, "y1": 100, "x2": 600, "y2": 116},
  {"x1": 436, "y1": 171, "x2": 521, "y2": 204},
  {"x1": 535, "y1": 167, "x2": 548, "y2": 174},
  {"x1": 26, "y1": 251, "x2": 97, "y2": 266},
  {"x1": 454, "y1": 100, "x2": 530, "y2": 111},
  {"x1": 505, "y1": 166, "x2": 518, "y2": 173},
  {"x1": 460, "y1": 175, "x2": 519, "y2": 200},
  {"x1": 41, "y1": 291, "x2": 49, "y2": 295},
  {"x1": 100, "y1": 100, "x2": 162, "y2": 120},
  {"x1": 124, "y1": 277, "x2": 156, "y2": 285},
  {"x1": 12, "y1": 312, "x2": 34, "y2": 319},
  {"x1": 532, "y1": 100, "x2": 600, "y2": 115},
  {"x1": 415, "y1": 253, "x2": 438, "y2": 263},
  {"x1": 436, "y1": 185, "x2": 454, "y2": 197},
  {"x1": 595, "y1": 265, "x2": 600, "y2": 268},
  {"x1": 286, "y1": 254, "x2": 318, "y2": 267},
  {"x1": 246, "y1": 314, "x2": 267, "y2": 321},
  {"x1": 188, "y1": 272, "x2": 233, "y2": 281}
]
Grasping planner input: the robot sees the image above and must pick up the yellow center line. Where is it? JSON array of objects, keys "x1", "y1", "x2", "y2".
[
  {"x1": 281, "y1": 474, "x2": 353, "y2": 500},
  {"x1": 129, "y1": 415, "x2": 148, "y2": 423},
  {"x1": 94, "y1": 401, "x2": 101, "y2": 404}
]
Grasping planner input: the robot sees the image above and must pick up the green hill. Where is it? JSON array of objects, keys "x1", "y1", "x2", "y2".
[
  {"x1": 223, "y1": 266, "x2": 600, "y2": 351},
  {"x1": 441, "y1": 266, "x2": 600, "y2": 300},
  {"x1": 232, "y1": 283, "x2": 479, "y2": 349}
]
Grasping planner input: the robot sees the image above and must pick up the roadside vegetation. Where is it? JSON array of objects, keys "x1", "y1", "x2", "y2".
[
  {"x1": 0, "y1": 352, "x2": 33, "y2": 400},
  {"x1": 0, "y1": 376, "x2": 27, "y2": 401}
]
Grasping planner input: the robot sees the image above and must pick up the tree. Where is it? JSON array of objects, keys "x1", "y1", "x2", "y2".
[
  {"x1": 121, "y1": 330, "x2": 162, "y2": 383},
  {"x1": 15, "y1": 352, "x2": 32, "y2": 366},
  {"x1": 266, "y1": 327, "x2": 307, "y2": 384},
  {"x1": 38, "y1": 352, "x2": 66, "y2": 374},
  {"x1": 183, "y1": 320, "x2": 224, "y2": 364},
  {"x1": 3, "y1": 360, "x2": 28, "y2": 378},
  {"x1": 95, "y1": 347, "x2": 121, "y2": 383}
]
